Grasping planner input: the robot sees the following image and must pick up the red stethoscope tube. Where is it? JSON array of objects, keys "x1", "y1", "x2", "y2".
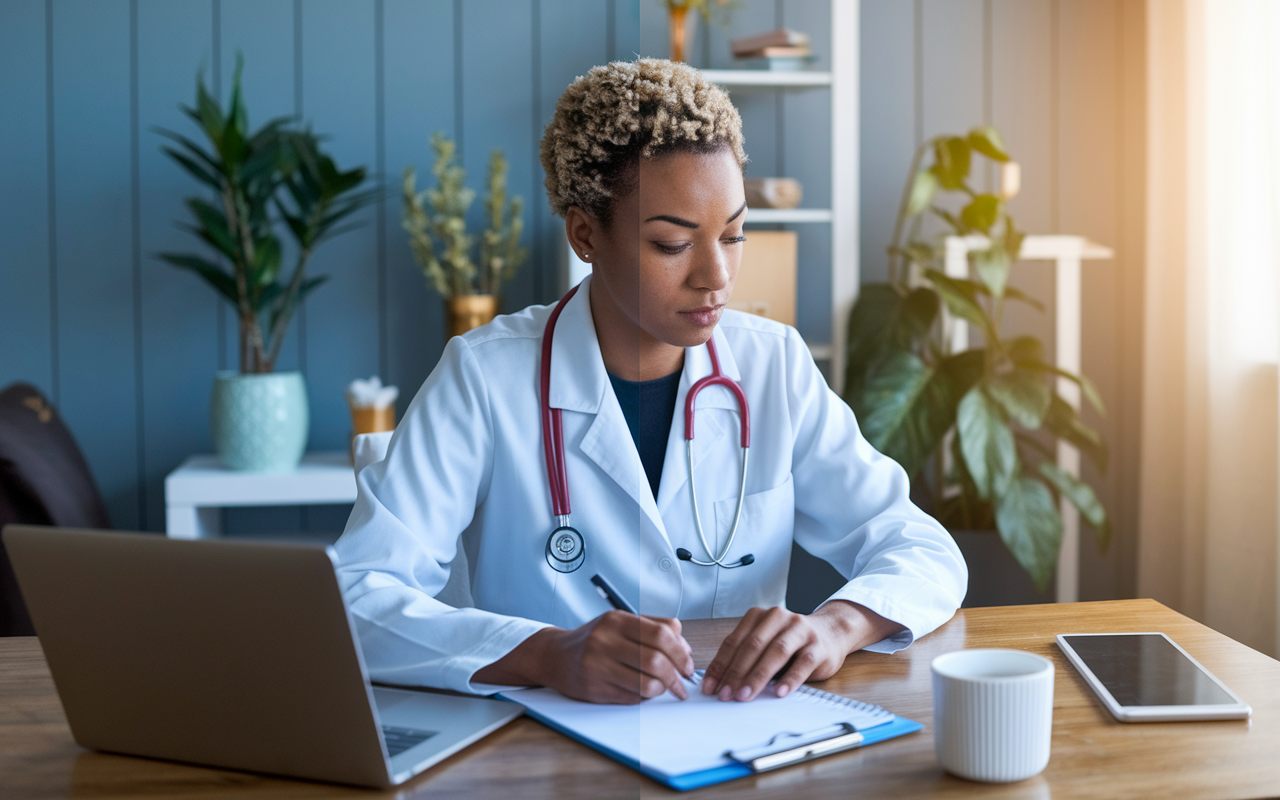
[{"x1": 540, "y1": 284, "x2": 754, "y2": 571}]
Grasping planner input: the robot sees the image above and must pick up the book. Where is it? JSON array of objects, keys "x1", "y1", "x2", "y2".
[
  {"x1": 730, "y1": 27, "x2": 811, "y2": 57},
  {"x1": 499, "y1": 673, "x2": 922, "y2": 791},
  {"x1": 739, "y1": 55, "x2": 818, "y2": 72},
  {"x1": 734, "y1": 45, "x2": 812, "y2": 60}
]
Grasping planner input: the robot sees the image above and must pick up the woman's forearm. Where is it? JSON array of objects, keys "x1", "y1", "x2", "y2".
[
  {"x1": 473, "y1": 627, "x2": 562, "y2": 687},
  {"x1": 811, "y1": 599, "x2": 906, "y2": 655}
]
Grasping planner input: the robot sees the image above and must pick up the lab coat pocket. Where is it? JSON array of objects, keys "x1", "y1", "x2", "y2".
[{"x1": 710, "y1": 476, "x2": 794, "y2": 618}]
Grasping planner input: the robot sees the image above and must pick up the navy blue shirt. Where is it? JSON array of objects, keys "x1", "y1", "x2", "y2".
[{"x1": 608, "y1": 369, "x2": 682, "y2": 500}]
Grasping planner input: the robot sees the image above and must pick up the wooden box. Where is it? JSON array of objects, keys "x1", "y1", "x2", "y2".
[{"x1": 729, "y1": 230, "x2": 797, "y2": 326}]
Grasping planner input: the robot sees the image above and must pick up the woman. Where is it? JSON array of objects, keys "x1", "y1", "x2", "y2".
[{"x1": 336, "y1": 59, "x2": 966, "y2": 705}]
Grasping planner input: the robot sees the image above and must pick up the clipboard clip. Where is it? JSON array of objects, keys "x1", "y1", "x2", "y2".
[{"x1": 723, "y1": 722, "x2": 865, "y2": 773}]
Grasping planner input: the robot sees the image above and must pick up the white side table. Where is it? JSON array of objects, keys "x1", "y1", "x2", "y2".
[{"x1": 164, "y1": 452, "x2": 357, "y2": 539}]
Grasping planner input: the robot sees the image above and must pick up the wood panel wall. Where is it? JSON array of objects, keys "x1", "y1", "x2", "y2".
[{"x1": 859, "y1": 0, "x2": 1146, "y2": 601}]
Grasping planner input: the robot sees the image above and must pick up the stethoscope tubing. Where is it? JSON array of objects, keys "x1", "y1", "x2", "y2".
[{"x1": 540, "y1": 282, "x2": 752, "y2": 571}]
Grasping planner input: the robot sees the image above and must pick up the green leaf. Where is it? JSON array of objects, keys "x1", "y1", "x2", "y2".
[
  {"x1": 995, "y1": 475, "x2": 1062, "y2": 591},
  {"x1": 957, "y1": 387, "x2": 1018, "y2": 500},
  {"x1": 858, "y1": 350, "x2": 979, "y2": 483},
  {"x1": 184, "y1": 198, "x2": 237, "y2": 260},
  {"x1": 931, "y1": 136, "x2": 972, "y2": 190},
  {"x1": 251, "y1": 234, "x2": 282, "y2": 286},
  {"x1": 1043, "y1": 394, "x2": 1109, "y2": 474},
  {"x1": 157, "y1": 253, "x2": 237, "y2": 306},
  {"x1": 859, "y1": 352, "x2": 933, "y2": 467},
  {"x1": 967, "y1": 125, "x2": 1011, "y2": 162},
  {"x1": 923, "y1": 269, "x2": 997, "y2": 341},
  {"x1": 194, "y1": 74, "x2": 224, "y2": 148},
  {"x1": 1003, "y1": 219, "x2": 1026, "y2": 260},
  {"x1": 907, "y1": 169, "x2": 938, "y2": 216},
  {"x1": 1038, "y1": 462, "x2": 1110, "y2": 550},
  {"x1": 986, "y1": 370, "x2": 1051, "y2": 429},
  {"x1": 844, "y1": 284, "x2": 940, "y2": 403},
  {"x1": 973, "y1": 242, "x2": 1010, "y2": 297},
  {"x1": 1002, "y1": 285, "x2": 1045, "y2": 312},
  {"x1": 961, "y1": 194, "x2": 1002, "y2": 234},
  {"x1": 1006, "y1": 335, "x2": 1046, "y2": 364},
  {"x1": 1015, "y1": 359, "x2": 1105, "y2": 415},
  {"x1": 160, "y1": 147, "x2": 221, "y2": 190}
]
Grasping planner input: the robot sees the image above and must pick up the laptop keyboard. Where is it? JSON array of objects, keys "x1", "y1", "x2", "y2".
[{"x1": 382, "y1": 725, "x2": 437, "y2": 758}]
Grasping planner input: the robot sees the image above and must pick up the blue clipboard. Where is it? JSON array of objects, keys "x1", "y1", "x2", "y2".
[{"x1": 510, "y1": 701, "x2": 924, "y2": 791}]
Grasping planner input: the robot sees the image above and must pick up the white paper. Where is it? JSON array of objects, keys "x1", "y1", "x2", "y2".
[{"x1": 505, "y1": 675, "x2": 893, "y2": 778}]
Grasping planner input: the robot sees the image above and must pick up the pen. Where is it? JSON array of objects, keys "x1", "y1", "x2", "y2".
[{"x1": 590, "y1": 574, "x2": 637, "y2": 614}]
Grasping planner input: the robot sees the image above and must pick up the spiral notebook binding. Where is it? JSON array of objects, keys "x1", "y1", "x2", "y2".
[{"x1": 795, "y1": 685, "x2": 891, "y2": 717}]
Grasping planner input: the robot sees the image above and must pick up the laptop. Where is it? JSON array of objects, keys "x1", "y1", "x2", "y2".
[{"x1": 1, "y1": 525, "x2": 523, "y2": 788}]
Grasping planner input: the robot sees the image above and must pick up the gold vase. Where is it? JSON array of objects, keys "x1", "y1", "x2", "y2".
[
  {"x1": 348, "y1": 404, "x2": 396, "y2": 464},
  {"x1": 668, "y1": 5, "x2": 690, "y2": 63},
  {"x1": 446, "y1": 294, "x2": 499, "y2": 338}
]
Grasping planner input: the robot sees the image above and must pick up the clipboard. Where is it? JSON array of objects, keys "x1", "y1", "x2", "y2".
[{"x1": 500, "y1": 674, "x2": 923, "y2": 791}]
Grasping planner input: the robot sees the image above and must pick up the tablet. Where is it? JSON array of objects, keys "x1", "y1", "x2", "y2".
[{"x1": 1056, "y1": 633, "x2": 1251, "y2": 722}]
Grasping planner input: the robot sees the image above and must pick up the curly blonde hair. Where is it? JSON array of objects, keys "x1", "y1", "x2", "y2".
[{"x1": 539, "y1": 58, "x2": 746, "y2": 224}]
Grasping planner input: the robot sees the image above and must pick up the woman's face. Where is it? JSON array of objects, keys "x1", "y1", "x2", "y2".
[{"x1": 579, "y1": 147, "x2": 747, "y2": 351}]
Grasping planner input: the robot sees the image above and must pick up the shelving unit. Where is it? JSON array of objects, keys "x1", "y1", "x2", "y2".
[
  {"x1": 701, "y1": 4, "x2": 858, "y2": 390},
  {"x1": 743, "y1": 208, "x2": 834, "y2": 224}
]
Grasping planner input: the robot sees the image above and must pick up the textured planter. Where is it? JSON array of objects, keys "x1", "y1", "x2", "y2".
[{"x1": 210, "y1": 371, "x2": 309, "y2": 472}]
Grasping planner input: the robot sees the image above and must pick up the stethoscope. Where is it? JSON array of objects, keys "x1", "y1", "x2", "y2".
[{"x1": 540, "y1": 283, "x2": 755, "y2": 574}]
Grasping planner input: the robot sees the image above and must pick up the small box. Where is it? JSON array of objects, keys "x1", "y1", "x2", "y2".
[{"x1": 730, "y1": 231, "x2": 797, "y2": 326}]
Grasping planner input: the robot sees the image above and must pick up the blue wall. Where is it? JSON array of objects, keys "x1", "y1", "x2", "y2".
[{"x1": 0, "y1": 0, "x2": 837, "y2": 536}]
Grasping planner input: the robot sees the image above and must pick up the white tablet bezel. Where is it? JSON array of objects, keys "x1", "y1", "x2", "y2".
[{"x1": 1056, "y1": 632, "x2": 1251, "y2": 722}]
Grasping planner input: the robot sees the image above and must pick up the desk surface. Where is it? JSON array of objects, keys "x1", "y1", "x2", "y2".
[{"x1": 2, "y1": 599, "x2": 1277, "y2": 799}]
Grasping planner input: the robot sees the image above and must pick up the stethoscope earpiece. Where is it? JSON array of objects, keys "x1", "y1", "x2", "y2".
[{"x1": 676, "y1": 547, "x2": 755, "y2": 569}]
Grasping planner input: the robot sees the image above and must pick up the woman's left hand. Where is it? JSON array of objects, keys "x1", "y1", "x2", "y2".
[{"x1": 700, "y1": 601, "x2": 903, "y2": 702}]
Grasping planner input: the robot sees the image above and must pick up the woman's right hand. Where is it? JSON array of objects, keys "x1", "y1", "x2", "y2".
[{"x1": 475, "y1": 611, "x2": 695, "y2": 704}]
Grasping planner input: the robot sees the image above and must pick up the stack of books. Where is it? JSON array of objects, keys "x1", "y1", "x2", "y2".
[{"x1": 730, "y1": 28, "x2": 814, "y2": 71}]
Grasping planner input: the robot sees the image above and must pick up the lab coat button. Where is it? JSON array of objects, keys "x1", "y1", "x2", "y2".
[{"x1": 659, "y1": 557, "x2": 673, "y2": 571}]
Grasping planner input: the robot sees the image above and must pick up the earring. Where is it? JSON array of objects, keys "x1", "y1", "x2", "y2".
[{"x1": 583, "y1": 253, "x2": 590, "y2": 261}]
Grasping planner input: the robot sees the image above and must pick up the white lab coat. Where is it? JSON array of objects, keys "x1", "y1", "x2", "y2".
[{"x1": 335, "y1": 276, "x2": 967, "y2": 694}]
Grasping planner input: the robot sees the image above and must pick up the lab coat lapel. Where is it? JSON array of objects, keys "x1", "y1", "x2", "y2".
[
  {"x1": 656, "y1": 326, "x2": 742, "y2": 515},
  {"x1": 547, "y1": 277, "x2": 669, "y2": 541}
]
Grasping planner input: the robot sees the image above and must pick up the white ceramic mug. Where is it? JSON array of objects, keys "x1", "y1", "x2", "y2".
[{"x1": 931, "y1": 648, "x2": 1055, "y2": 783}]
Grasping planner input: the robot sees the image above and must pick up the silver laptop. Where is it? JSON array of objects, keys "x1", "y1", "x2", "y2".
[{"x1": 2, "y1": 525, "x2": 523, "y2": 788}]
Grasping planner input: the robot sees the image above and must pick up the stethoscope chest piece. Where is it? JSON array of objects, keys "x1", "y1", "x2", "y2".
[{"x1": 545, "y1": 525, "x2": 586, "y2": 573}]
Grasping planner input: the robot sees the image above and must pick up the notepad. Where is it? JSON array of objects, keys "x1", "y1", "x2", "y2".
[{"x1": 500, "y1": 674, "x2": 922, "y2": 790}]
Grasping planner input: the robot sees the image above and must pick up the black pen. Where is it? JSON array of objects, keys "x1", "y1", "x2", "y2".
[{"x1": 590, "y1": 574, "x2": 637, "y2": 615}]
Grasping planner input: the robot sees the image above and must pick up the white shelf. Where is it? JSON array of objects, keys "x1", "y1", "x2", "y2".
[
  {"x1": 702, "y1": 69, "x2": 833, "y2": 88},
  {"x1": 745, "y1": 208, "x2": 833, "y2": 224}
]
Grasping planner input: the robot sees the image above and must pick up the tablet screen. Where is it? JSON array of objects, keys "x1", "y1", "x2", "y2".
[{"x1": 1062, "y1": 634, "x2": 1235, "y2": 707}]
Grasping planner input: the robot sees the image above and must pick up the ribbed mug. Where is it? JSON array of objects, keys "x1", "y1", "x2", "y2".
[{"x1": 931, "y1": 649, "x2": 1054, "y2": 782}]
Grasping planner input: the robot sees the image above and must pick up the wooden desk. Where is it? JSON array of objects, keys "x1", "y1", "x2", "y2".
[{"x1": 1, "y1": 599, "x2": 1277, "y2": 799}]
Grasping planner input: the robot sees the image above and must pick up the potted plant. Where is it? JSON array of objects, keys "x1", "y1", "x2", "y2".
[
  {"x1": 842, "y1": 126, "x2": 1110, "y2": 593},
  {"x1": 402, "y1": 132, "x2": 527, "y2": 338},
  {"x1": 664, "y1": 0, "x2": 737, "y2": 63},
  {"x1": 157, "y1": 59, "x2": 377, "y2": 471}
]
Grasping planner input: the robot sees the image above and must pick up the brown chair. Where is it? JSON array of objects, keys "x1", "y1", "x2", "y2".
[{"x1": 0, "y1": 383, "x2": 110, "y2": 635}]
